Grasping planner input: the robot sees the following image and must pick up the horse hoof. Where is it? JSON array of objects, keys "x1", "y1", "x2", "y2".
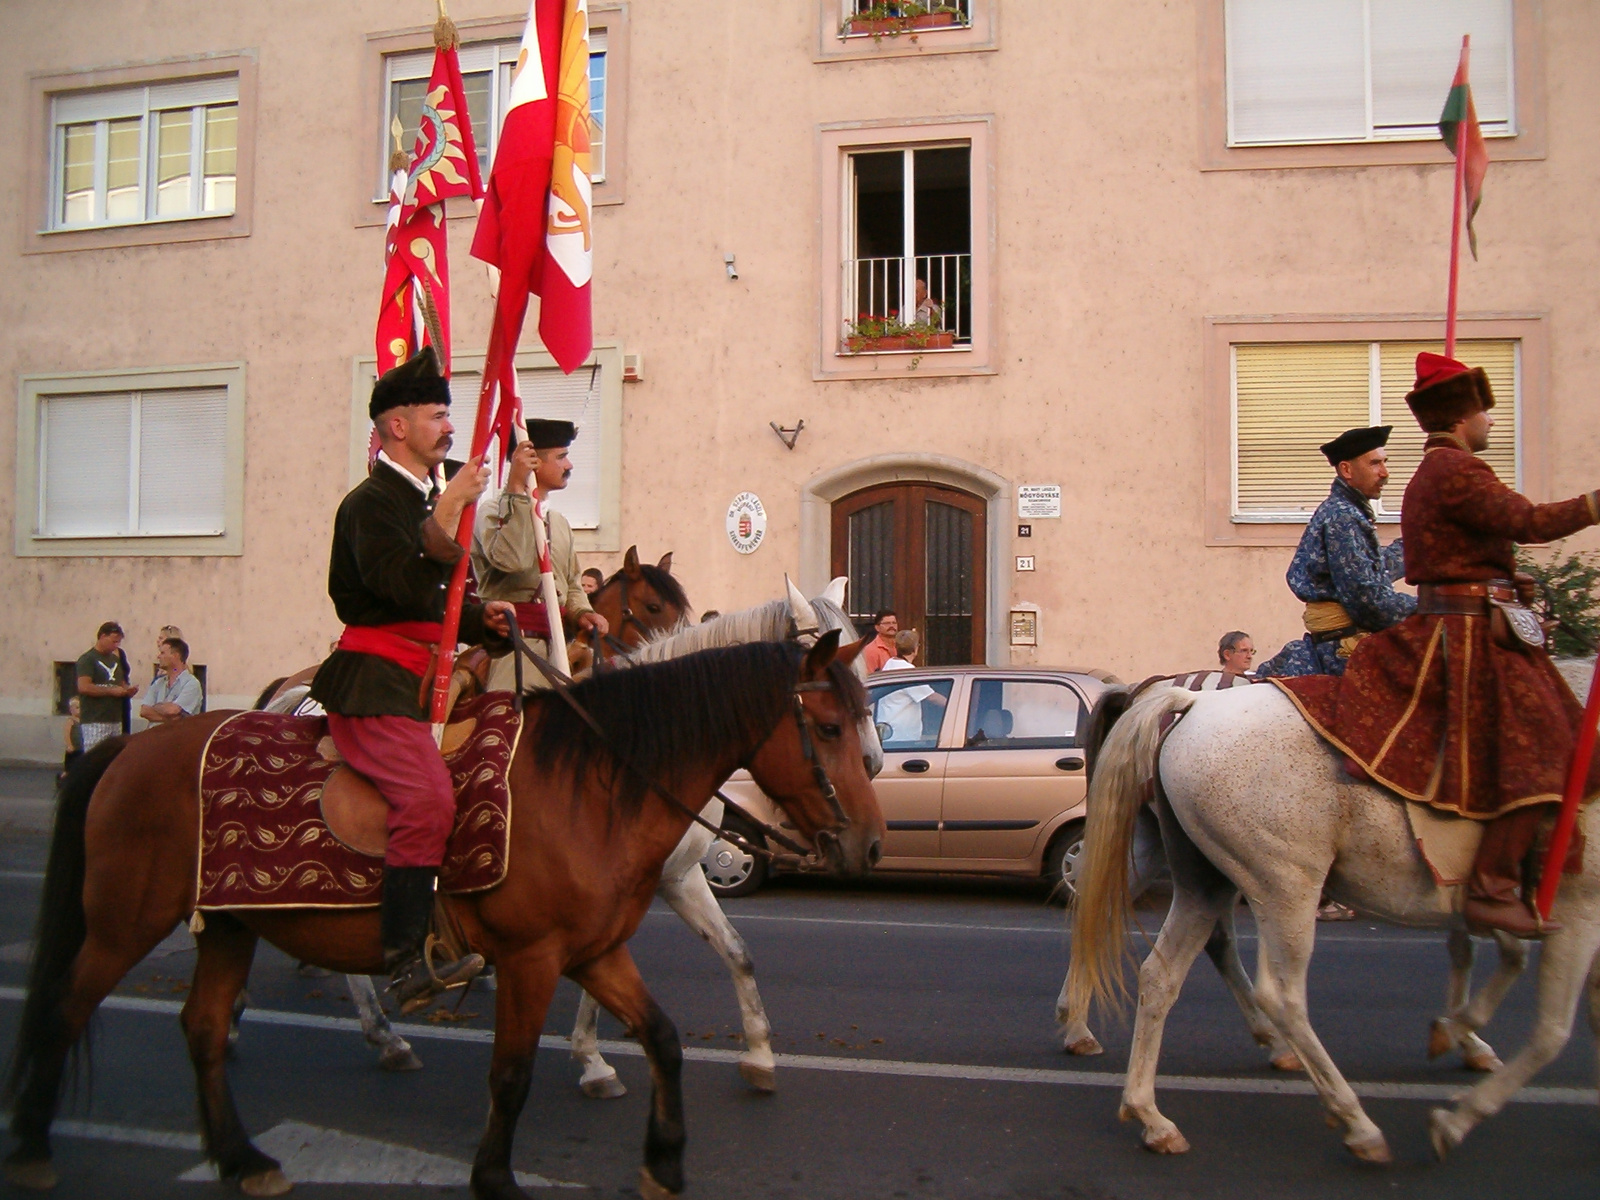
[
  {"x1": 1271, "y1": 1051, "x2": 1305, "y2": 1072},
  {"x1": 1462, "y1": 1050, "x2": 1502, "y2": 1073},
  {"x1": 379, "y1": 1045, "x2": 424, "y2": 1072},
  {"x1": 1345, "y1": 1131, "x2": 1392, "y2": 1165},
  {"x1": 739, "y1": 1061, "x2": 777, "y2": 1093},
  {"x1": 4, "y1": 1158, "x2": 58, "y2": 1190},
  {"x1": 1427, "y1": 1017, "x2": 1456, "y2": 1060},
  {"x1": 1064, "y1": 1035, "x2": 1104, "y2": 1056},
  {"x1": 580, "y1": 1072, "x2": 627, "y2": 1099},
  {"x1": 240, "y1": 1167, "x2": 293, "y2": 1196},
  {"x1": 1429, "y1": 1108, "x2": 1468, "y2": 1161},
  {"x1": 637, "y1": 1167, "x2": 680, "y2": 1199},
  {"x1": 1141, "y1": 1127, "x2": 1190, "y2": 1155}
]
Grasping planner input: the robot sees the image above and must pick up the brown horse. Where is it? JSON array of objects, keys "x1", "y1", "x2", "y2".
[
  {"x1": 5, "y1": 635, "x2": 882, "y2": 1199},
  {"x1": 580, "y1": 546, "x2": 690, "y2": 670}
]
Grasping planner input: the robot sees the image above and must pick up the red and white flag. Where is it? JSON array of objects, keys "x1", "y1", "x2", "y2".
[
  {"x1": 375, "y1": 32, "x2": 485, "y2": 376},
  {"x1": 472, "y1": 0, "x2": 593, "y2": 390}
]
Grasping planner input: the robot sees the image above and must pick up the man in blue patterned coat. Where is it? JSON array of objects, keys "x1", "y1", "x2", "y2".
[{"x1": 1256, "y1": 426, "x2": 1416, "y2": 678}]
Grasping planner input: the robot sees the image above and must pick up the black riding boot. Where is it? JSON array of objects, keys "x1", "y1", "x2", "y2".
[{"x1": 380, "y1": 866, "x2": 484, "y2": 1014}]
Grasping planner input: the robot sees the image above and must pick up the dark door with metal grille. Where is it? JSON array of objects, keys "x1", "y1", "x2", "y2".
[{"x1": 831, "y1": 483, "x2": 986, "y2": 665}]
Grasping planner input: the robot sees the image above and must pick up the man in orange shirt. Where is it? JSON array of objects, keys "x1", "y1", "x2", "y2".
[{"x1": 861, "y1": 610, "x2": 899, "y2": 673}]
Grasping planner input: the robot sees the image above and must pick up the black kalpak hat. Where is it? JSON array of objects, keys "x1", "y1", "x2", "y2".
[
  {"x1": 1320, "y1": 425, "x2": 1392, "y2": 467},
  {"x1": 525, "y1": 418, "x2": 577, "y2": 450},
  {"x1": 370, "y1": 347, "x2": 451, "y2": 422}
]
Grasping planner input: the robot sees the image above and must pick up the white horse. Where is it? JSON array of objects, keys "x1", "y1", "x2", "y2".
[
  {"x1": 1066, "y1": 683, "x2": 1600, "y2": 1162},
  {"x1": 565, "y1": 576, "x2": 880, "y2": 1097}
]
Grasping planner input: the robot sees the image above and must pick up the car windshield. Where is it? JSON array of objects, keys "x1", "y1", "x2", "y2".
[
  {"x1": 869, "y1": 677, "x2": 954, "y2": 750},
  {"x1": 964, "y1": 679, "x2": 1084, "y2": 749}
]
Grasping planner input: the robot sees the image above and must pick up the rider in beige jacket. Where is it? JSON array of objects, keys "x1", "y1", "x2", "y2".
[{"x1": 472, "y1": 419, "x2": 607, "y2": 690}]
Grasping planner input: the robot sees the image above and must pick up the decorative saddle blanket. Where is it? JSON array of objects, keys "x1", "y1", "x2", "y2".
[{"x1": 195, "y1": 693, "x2": 522, "y2": 910}]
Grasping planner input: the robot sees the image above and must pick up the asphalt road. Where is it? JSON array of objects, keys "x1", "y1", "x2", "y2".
[{"x1": 0, "y1": 767, "x2": 1595, "y2": 1199}]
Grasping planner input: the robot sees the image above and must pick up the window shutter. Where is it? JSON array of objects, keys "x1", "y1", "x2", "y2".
[
  {"x1": 444, "y1": 367, "x2": 603, "y2": 530},
  {"x1": 1234, "y1": 342, "x2": 1371, "y2": 517},
  {"x1": 40, "y1": 394, "x2": 134, "y2": 536},
  {"x1": 137, "y1": 388, "x2": 228, "y2": 534},
  {"x1": 1370, "y1": 0, "x2": 1512, "y2": 133},
  {"x1": 520, "y1": 366, "x2": 603, "y2": 530},
  {"x1": 1226, "y1": 0, "x2": 1366, "y2": 145},
  {"x1": 146, "y1": 75, "x2": 239, "y2": 111},
  {"x1": 1377, "y1": 339, "x2": 1517, "y2": 514}
]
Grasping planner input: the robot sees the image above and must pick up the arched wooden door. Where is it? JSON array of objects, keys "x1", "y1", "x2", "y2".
[{"x1": 831, "y1": 483, "x2": 986, "y2": 665}]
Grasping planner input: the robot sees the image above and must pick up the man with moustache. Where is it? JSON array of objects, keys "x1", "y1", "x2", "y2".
[
  {"x1": 473, "y1": 418, "x2": 608, "y2": 691},
  {"x1": 310, "y1": 348, "x2": 514, "y2": 1012}
]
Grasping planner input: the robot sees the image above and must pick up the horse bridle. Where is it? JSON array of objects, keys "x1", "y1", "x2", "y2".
[{"x1": 507, "y1": 623, "x2": 850, "y2": 869}]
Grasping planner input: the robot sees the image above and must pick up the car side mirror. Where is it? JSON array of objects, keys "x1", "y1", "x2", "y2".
[{"x1": 876, "y1": 721, "x2": 892, "y2": 745}]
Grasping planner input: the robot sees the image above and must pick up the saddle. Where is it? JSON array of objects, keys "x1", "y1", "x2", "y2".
[{"x1": 194, "y1": 692, "x2": 522, "y2": 911}]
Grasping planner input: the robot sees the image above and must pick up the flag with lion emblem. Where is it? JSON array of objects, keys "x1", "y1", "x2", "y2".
[
  {"x1": 375, "y1": 18, "x2": 485, "y2": 376},
  {"x1": 472, "y1": 0, "x2": 593, "y2": 381}
]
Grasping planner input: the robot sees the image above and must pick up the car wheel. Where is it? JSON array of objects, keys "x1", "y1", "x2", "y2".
[
  {"x1": 701, "y1": 813, "x2": 768, "y2": 898},
  {"x1": 1044, "y1": 821, "x2": 1086, "y2": 906}
]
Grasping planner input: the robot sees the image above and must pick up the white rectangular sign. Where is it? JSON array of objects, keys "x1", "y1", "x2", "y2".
[{"x1": 1017, "y1": 485, "x2": 1061, "y2": 519}]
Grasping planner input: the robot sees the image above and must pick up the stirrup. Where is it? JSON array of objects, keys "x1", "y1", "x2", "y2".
[{"x1": 387, "y1": 935, "x2": 485, "y2": 1015}]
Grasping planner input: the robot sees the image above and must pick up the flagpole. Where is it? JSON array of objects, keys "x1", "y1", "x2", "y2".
[
  {"x1": 1444, "y1": 34, "x2": 1469, "y2": 359},
  {"x1": 428, "y1": 321, "x2": 505, "y2": 738},
  {"x1": 1536, "y1": 655, "x2": 1600, "y2": 920}
]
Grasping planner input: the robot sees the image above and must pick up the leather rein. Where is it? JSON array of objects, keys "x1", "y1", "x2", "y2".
[{"x1": 507, "y1": 622, "x2": 849, "y2": 870}]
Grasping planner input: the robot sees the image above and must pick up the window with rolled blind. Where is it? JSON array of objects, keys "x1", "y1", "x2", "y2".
[
  {"x1": 444, "y1": 365, "x2": 606, "y2": 531},
  {"x1": 1225, "y1": 0, "x2": 1514, "y2": 146},
  {"x1": 1233, "y1": 339, "x2": 1518, "y2": 522},
  {"x1": 37, "y1": 387, "x2": 229, "y2": 537}
]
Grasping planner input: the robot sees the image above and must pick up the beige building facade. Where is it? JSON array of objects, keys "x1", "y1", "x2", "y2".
[{"x1": 4, "y1": 0, "x2": 1598, "y2": 760}]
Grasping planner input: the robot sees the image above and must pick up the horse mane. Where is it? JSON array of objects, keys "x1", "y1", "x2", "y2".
[
  {"x1": 625, "y1": 599, "x2": 791, "y2": 664},
  {"x1": 529, "y1": 641, "x2": 866, "y2": 815},
  {"x1": 605, "y1": 562, "x2": 690, "y2": 614}
]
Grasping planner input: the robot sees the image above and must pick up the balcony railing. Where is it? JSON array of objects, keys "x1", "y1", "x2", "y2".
[
  {"x1": 841, "y1": 253, "x2": 972, "y2": 353},
  {"x1": 844, "y1": 1, "x2": 971, "y2": 32}
]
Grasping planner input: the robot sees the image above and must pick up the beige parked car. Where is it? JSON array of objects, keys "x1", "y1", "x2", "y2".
[{"x1": 701, "y1": 666, "x2": 1117, "y2": 898}]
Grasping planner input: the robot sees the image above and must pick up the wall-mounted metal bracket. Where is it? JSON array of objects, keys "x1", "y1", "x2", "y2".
[{"x1": 769, "y1": 420, "x2": 805, "y2": 450}]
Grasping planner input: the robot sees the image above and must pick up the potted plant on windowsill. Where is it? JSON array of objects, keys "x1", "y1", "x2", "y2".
[
  {"x1": 844, "y1": 314, "x2": 957, "y2": 353},
  {"x1": 842, "y1": 3, "x2": 968, "y2": 38}
]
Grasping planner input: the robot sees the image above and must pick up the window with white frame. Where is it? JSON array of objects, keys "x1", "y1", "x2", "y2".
[
  {"x1": 36, "y1": 387, "x2": 229, "y2": 537},
  {"x1": 50, "y1": 76, "x2": 238, "y2": 228},
  {"x1": 1225, "y1": 0, "x2": 1514, "y2": 146},
  {"x1": 842, "y1": 144, "x2": 972, "y2": 352},
  {"x1": 1232, "y1": 339, "x2": 1518, "y2": 522},
  {"x1": 381, "y1": 34, "x2": 609, "y2": 197},
  {"x1": 443, "y1": 364, "x2": 608, "y2": 530},
  {"x1": 841, "y1": 1, "x2": 971, "y2": 34}
]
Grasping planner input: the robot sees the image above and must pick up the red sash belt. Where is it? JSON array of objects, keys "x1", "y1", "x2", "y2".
[
  {"x1": 337, "y1": 622, "x2": 443, "y2": 676},
  {"x1": 512, "y1": 601, "x2": 552, "y2": 639}
]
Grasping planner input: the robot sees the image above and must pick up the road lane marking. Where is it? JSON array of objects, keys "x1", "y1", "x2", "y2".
[
  {"x1": 174, "y1": 1121, "x2": 581, "y2": 1188},
  {"x1": 661, "y1": 910, "x2": 1448, "y2": 946},
  {"x1": 1, "y1": 986, "x2": 1589, "y2": 1107},
  {"x1": 0, "y1": 870, "x2": 45, "y2": 881}
]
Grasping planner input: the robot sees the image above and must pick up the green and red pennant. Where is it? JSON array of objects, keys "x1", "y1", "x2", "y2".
[{"x1": 1438, "y1": 40, "x2": 1488, "y2": 260}]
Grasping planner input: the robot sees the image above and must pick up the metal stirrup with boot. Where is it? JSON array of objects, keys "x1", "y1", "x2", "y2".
[
  {"x1": 1462, "y1": 806, "x2": 1562, "y2": 939},
  {"x1": 380, "y1": 865, "x2": 484, "y2": 1014}
]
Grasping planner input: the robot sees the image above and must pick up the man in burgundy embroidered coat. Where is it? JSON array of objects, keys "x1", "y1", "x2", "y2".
[
  {"x1": 1273, "y1": 352, "x2": 1600, "y2": 937},
  {"x1": 310, "y1": 348, "x2": 513, "y2": 1010}
]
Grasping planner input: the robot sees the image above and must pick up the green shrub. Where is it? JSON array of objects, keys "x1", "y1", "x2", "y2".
[{"x1": 1517, "y1": 542, "x2": 1600, "y2": 656}]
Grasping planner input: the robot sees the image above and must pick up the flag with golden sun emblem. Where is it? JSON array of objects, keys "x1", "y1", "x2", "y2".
[{"x1": 376, "y1": 30, "x2": 484, "y2": 376}]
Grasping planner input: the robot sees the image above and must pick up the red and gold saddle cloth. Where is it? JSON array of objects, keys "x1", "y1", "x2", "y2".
[{"x1": 195, "y1": 693, "x2": 522, "y2": 910}]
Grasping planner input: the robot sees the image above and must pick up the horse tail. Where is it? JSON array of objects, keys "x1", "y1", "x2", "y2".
[
  {"x1": 1066, "y1": 687, "x2": 1197, "y2": 1022},
  {"x1": 251, "y1": 676, "x2": 288, "y2": 711},
  {"x1": 5, "y1": 737, "x2": 128, "y2": 1105},
  {"x1": 1081, "y1": 685, "x2": 1133, "y2": 784}
]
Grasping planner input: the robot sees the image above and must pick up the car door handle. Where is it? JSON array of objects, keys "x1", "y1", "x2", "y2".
[
  {"x1": 1055, "y1": 755, "x2": 1085, "y2": 771},
  {"x1": 901, "y1": 759, "x2": 931, "y2": 773}
]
